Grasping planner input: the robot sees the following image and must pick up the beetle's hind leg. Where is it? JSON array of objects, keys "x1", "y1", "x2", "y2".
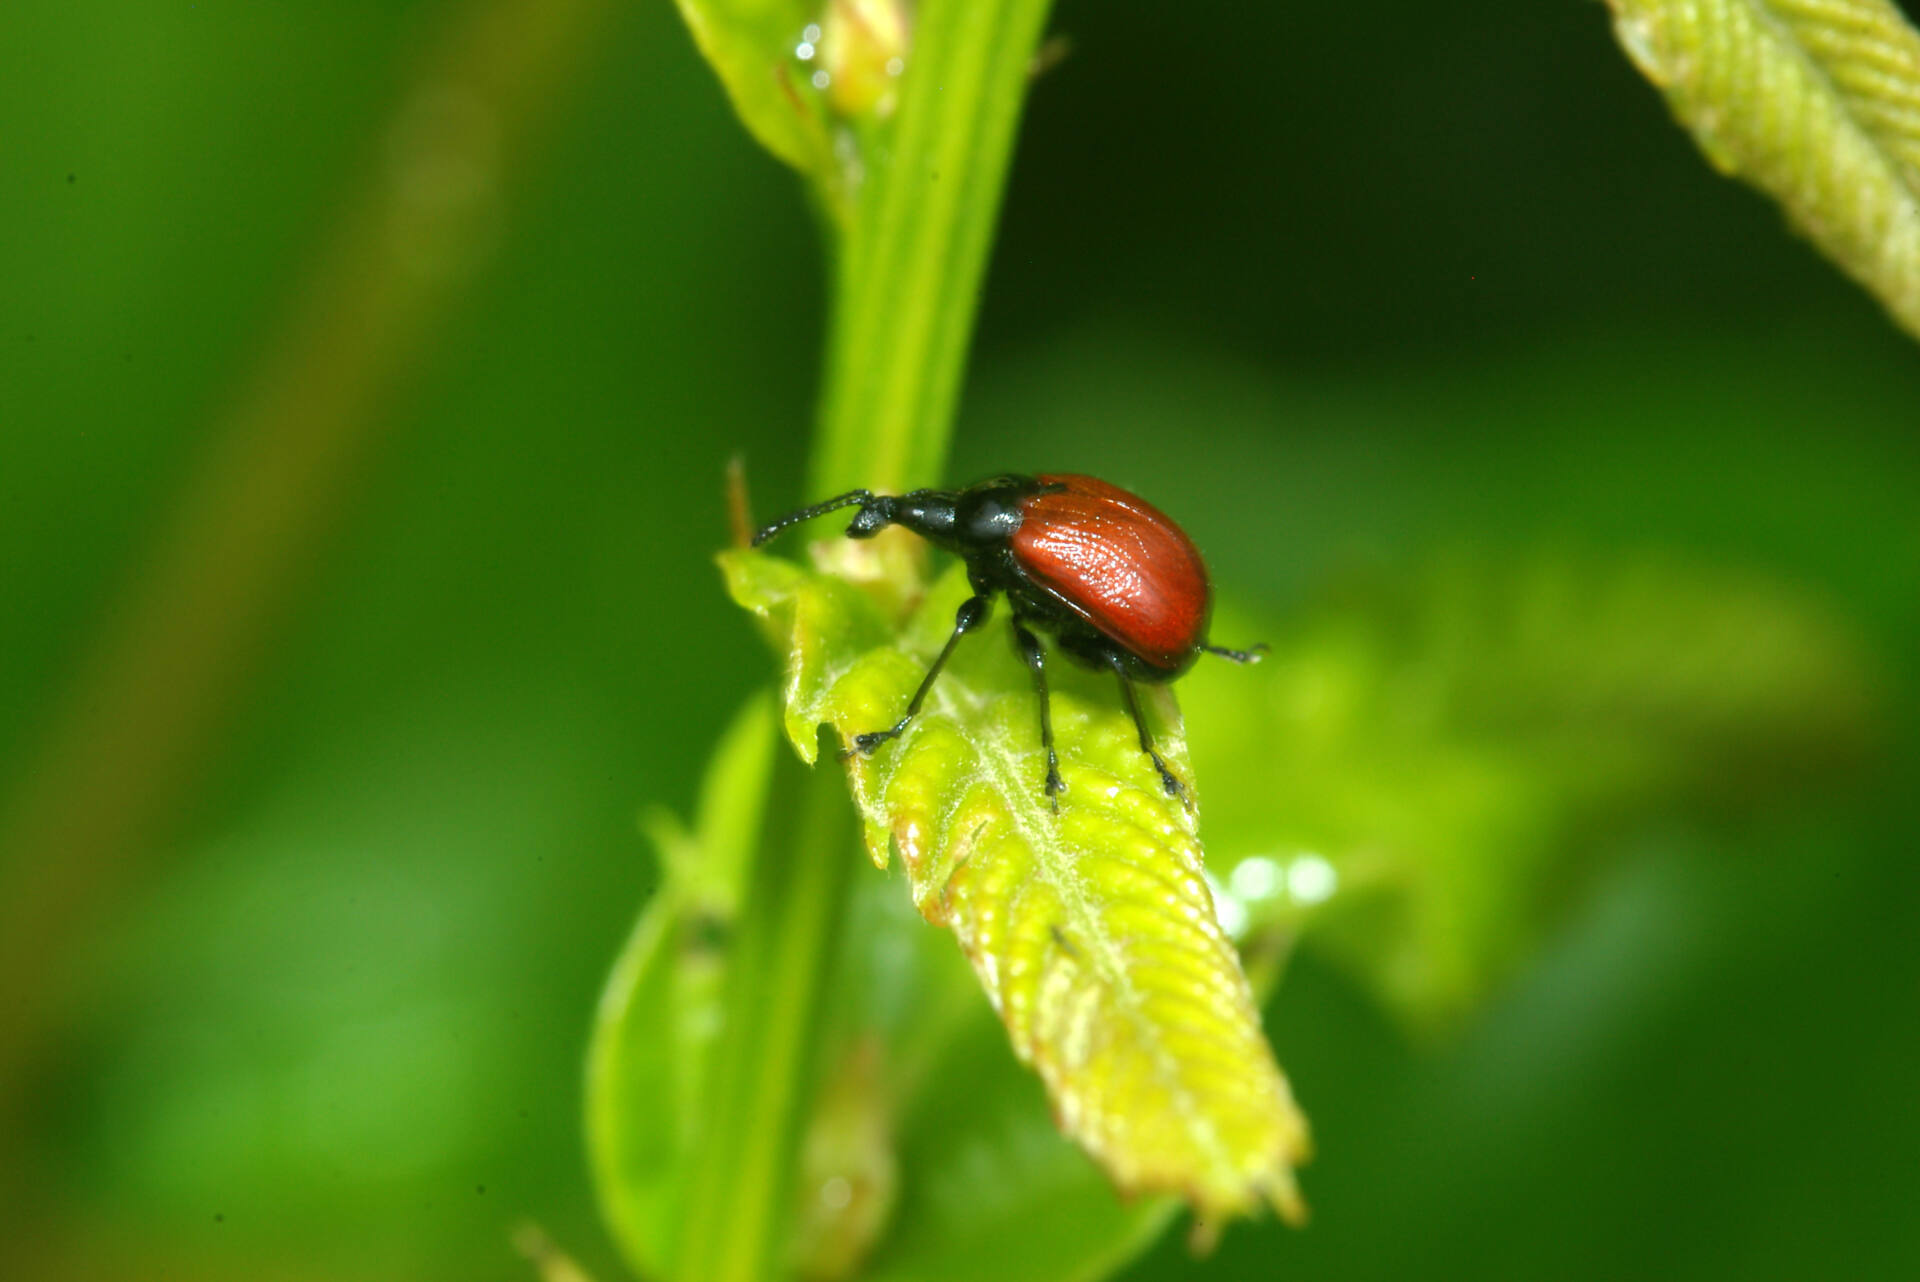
[
  {"x1": 1111, "y1": 661, "x2": 1184, "y2": 798},
  {"x1": 1010, "y1": 619, "x2": 1064, "y2": 809}
]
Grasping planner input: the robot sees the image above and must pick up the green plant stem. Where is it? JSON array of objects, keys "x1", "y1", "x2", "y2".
[
  {"x1": 674, "y1": 752, "x2": 856, "y2": 1282},
  {"x1": 811, "y1": 0, "x2": 1057, "y2": 496},
  {"x1": 673, "y1": 4, "x2": 1054, "y2": 1278}
]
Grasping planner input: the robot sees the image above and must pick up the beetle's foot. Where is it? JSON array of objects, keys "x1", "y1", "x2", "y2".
[
  {"x1": 1145, "y1": 750, "x2": 1185, "y2": 799},
  {"x1": 841, "y1": 726, "x2": 903, "y2": 759},
  {"x1": 1203, "y1": 642, "x2": 1269, "y2": 665},
  {"x1": 1043, "y1": 762, "x2": 1065, "y2": 811}
]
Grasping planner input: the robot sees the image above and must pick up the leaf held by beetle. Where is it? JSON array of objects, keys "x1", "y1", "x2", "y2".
[{"x1": 723, "y1": 548, "x2": 1312, "y2": 1230}]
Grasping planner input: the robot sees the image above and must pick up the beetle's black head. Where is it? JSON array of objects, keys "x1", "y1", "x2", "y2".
[{"x1": 752, "y1": 476, "x2": 1041, "y2": 553}]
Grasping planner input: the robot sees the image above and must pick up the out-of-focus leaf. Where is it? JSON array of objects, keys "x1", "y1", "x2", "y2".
[
  {"x1": 814, "y1": 0, "x2": 911, "y2": 120},
  {"x1": 513, "y1": 1224, "x2": 600, "y2": 1282},
  {"x1": 667, "y1": 0, "x2": 927, "y2": 233},
  {"x1": 786, "y1": 1031, "x2": 898, "y2": 1280},
  {"x1": 1606, "y1": 0, "x2": 1920, "y2": 342},
  {"x1": 669, "y1": 0, "x2": 839, "y2": 196},
  {"x1": 724, "y1": 547, "x2": 1311, "y2": 1229},
  {"x1": 586, "y1": 693, "x2": 777, "y2": 1281},
  {"x1": 1186, "y1": 553, "x2": 1881, "y2": 1030}
]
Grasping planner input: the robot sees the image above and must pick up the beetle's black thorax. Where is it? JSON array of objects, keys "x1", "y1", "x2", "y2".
[{"x1": 879, "y1": 475, "x2": 1042, "y2": 558}]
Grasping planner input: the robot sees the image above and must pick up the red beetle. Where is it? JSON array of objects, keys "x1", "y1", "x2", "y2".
[{"x1": 752, "y1": 474, "x2": 1263, "y2": 803}]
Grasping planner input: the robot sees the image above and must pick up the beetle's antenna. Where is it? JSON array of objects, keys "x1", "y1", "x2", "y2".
[
  {"x1": 751, "y1": 490, "x2": 874, "y2": 546},
  {"x1": 1202, "y1": 642, "x2": 1268, "y2": 664}
]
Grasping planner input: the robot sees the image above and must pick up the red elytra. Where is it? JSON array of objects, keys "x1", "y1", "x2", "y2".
[{"x1": 1012, "y1": 474, "x2": 1211, "y2": 676}]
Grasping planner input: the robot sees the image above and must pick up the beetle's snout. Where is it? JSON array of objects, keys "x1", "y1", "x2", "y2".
[{"x1": 845, "y1": 498, "x2": 897, "y2": 539}]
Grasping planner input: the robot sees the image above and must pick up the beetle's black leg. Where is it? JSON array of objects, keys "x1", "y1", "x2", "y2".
[
  {"x1": 1112, "y1": 662, "x2": 1184, "y2": 797},
  {"x1": 1010, "y1": 620, "x2": 1064, "y2": 809},
  {"x1": 1201, "y1": 642, "x2": 1268, "y2": 664},
  {"x1": 845, "y1": 595, "x2": 991, "y2": 757}
]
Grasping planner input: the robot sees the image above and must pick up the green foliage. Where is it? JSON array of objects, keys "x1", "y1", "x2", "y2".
[
  {"x1": 11, "y1": 3, "x2": 1920, "y2": 1282},
  {"x1": 594, "y1": 540, "x2": 1881, "y2": 1282},
  {"x1": 1607, "y1": 0, "x2": 1920, "y2": 340},
  {"x1": 592, "y1": 693, "x2": 1181, "y2": 1282},
  {"x1": 668, "y1": 0, "x2": 841, "y2": 207},
  {"x1": 591, "y1": 692, "x2": 858, "y2": 1282},
  {"x1": 595, "y1": 5, "x2": 1906, "y2": 1281},
  {"x1": 589, "y1": 693, "x2": 778, "y2": 1279},
  {"x1": 810, "y1": 0, "x2": 1056, "y2": 495},
  {"x1": 1188, "y1": 554, "x2": 1880, "y2": 1029},
  {"x1": 591, "y1": 4, "x2": 1162, "y2": 1281},
  {"x1": 669, "y1": 0, "x2": 1054, "y2": 495},
  {"x1": 724, "y1": 549, "x2": 1310, "y2": 1227}
]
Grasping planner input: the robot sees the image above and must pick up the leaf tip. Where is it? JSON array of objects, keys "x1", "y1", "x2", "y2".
[{"x1": 1264, "y1": 1164, "x2": 1310, "y2": 1228}]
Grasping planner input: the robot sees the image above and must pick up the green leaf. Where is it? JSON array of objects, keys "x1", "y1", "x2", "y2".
[
  {"x1": 599, "y1": 700, "x2": 1184, "y2": 1282},
  {"x1": 1606, "y1": 0, "x2": 1920, "y2": 342},
  {"x1": 669, "y1": 0, "x2": 840, "y2": 197},
  {"x1": 724, "y1": 547, "x2": 1312, "y2": 1231},
  {"x1": 589, "y1": 693, "x2": 862, "y2": 1282},
  {"x1": 1186, "y1": 553, "x2": 1881, "y2": 1030},
  {"x1": 587, "y1": 693, "x2": 779, "y2": 1279}
]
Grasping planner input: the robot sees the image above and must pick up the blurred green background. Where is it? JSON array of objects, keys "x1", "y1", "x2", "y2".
[{"x1": 4, "y1": 1, "x2": 1917, "y2": 1279}]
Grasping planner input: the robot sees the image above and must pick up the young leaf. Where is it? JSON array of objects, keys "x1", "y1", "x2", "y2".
[
  {"x1": 1606, "y1": 0, "x2": 1920, "y2": 341},
  {"x1": 724, "y1": 547, "x2": 1312, "y2": 1230},
  {"x1": 1186, "y1": 553, "x2": 1881, "y2": 1031},
  {"x1": 587, "y1": 694, "x2": 779, "y2": 1280},
  {"x1": 670, "y1": 0, "x2": 839, "y2": 195},
  {"x1": 590, "y1": 693, "x2": 861, "y2": 1282}
]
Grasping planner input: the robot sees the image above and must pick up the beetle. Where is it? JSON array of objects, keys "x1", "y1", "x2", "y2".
[{"x1": 752, "y1": 473, "x2": 1264, "y2": 805}]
